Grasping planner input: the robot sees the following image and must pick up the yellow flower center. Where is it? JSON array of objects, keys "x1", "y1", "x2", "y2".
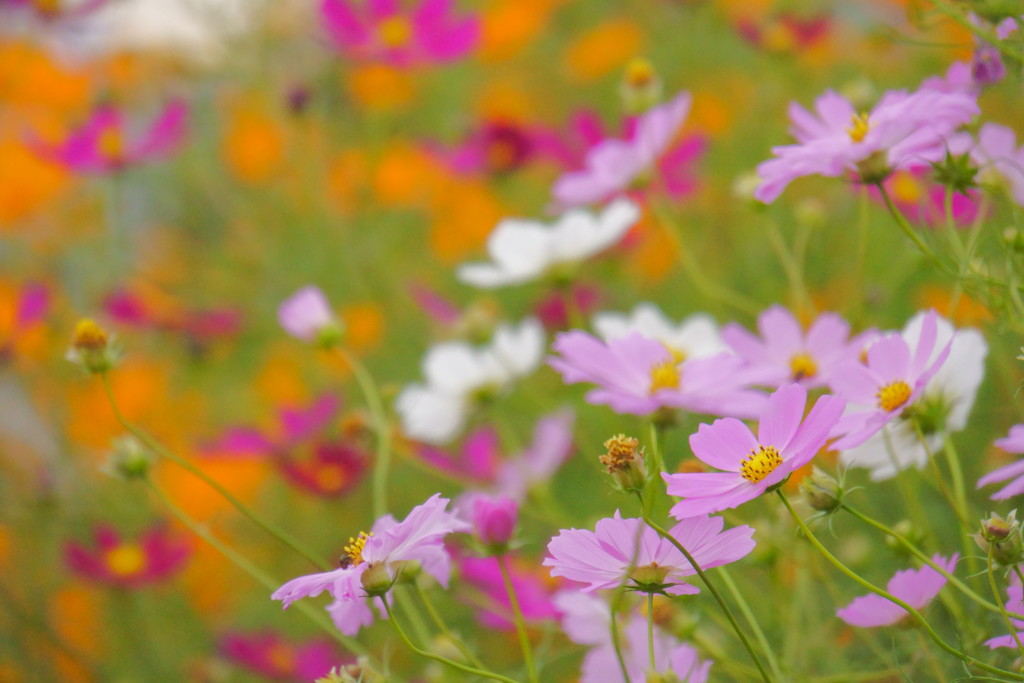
[
  {"x1": 876, "y1": 380, "x2": 912, "y2": 412},
  {"x1": 789, "y1": 352, "x2": 818, "y2": 381},
  {"x1": 72, "y1": 318, "x2": 108, "y2": 350},
  {"x1": 624, "y1": 57, "x2": 656, "y2": 88},
  {"x1": 664, "y1": 344, "x2": 687, "y2": 364},
  {"x1": 314, "y1": 464, "x2": 347, "y2": 492},
  {"x1": 378, "y1": 16, "x2": 413, "y2": 48},
  {"x1": 890, "y1": 170, "x2": 924, "y2": 205},
  {"x1": 104, "y1": 543, "x2": 146, "y2": 577},
  {"x1": 340, "y1": 531, "x2": 372, "y2": 568},
  {"x1": 847, "y1": 112, "x2": 871, "y2": 143},
  {"x1": 266, "y1": 642, "x2": 295, "y2": 674},
  {"x1": 739, "y1": 445, "x2": 783, "y2": 484},
  {"x1": 762, "y1": 21, "x2": 797, "y2": 53},
  {"x1": 648, "y1": 360, "x2": 681, "y2": 394},
  {"x1": 98, "y1": 127, "x2": 124, "y2": 161},
  {"x1": 486, "y1": 138, "x2": 519, "y2": 171}
]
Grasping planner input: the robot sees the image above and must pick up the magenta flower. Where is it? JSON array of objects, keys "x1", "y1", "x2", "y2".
[
  {"x1": 219, "y1": 631, "x2": 340, "y2": 681},
  {"x1": 663, "y1": 384, "x2": 844, "y2": 518},
  {"x1": 319, "y1": 0, "x2": 479, "y2": 67},
  {"x1": 828, "y1": 310, "x2": 952, "y2": 451},
  {"x1": 458, "y1": 554, "x2": 560, "y2": 631},
  {"x1": 278, "y1": 286, "x2": 339, "y2": 343},
  {"x1": 722, "y1": 305, "x2": 873, "y2": 389},
  {"x1": 104, "y1": 289, "x2": 242, "y2": 346},
  {"x1": 272, "y1": 494, "x2": 469, "y2": 635},
  {"x1": 869, "y1": 166, "x2": 982, "y2": 228},
  {"x1": 65, "y1": 523, "x2": 191, "y2": 588},
  {"x1": 37, "y1": 99, "x2": 187, "y2": 174},
  {"x1": 544, "y1": 512, "x2": 755, "y2": 595},
  {"x1": 977, "y1": 425, "x2": 1024, "y2": 500},
  {"x1": 466, "y1": 493, "x2": 518, "y2": 549},
  {"x1": 552, "y1": 91, "x2": 702, "y2": 210},
  {"x1": 972, "y1": 123, "x2": 1024, "y2": 206},
  {"x1": 429, "y1": 119, "x2": 562, "y2": 176},
  {"x1": 549, "y1": 330, "x2": 767, "y2": 418},
  {"x1": 0, "y1": 281, "x2": 49, "y2": 362},
  {"x1": 755, "y1": 86, "x2": 978, "y2": 203},
  {"x1": 837, "y1": 554, "x2": 958, "y2": 627},
  {"x1": 986, "y1": 585, "x2": 1024, "y2": 649}
]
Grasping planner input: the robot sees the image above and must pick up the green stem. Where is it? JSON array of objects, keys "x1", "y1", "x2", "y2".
[
  {"x1": 718, "y1": 566, "x2": 786, "y2": 682},
  {"x1": 100, "y1": 373, "x2": 330, "y2": 572},
  {"x1": 381, "y1": 597, "x2": 519, "y2": 683},
  {"x1": 334, "y1": 346, "x2": 392, "y2": 520},
  {"x1": 142, "y1": 478, "x2": 368, "y2": 657},
  {"x1": 989, "y1": 546, "x2": 1024, "y2": 660},
  {"x1": 497, "y1": 554, "x2": 539, "y2": 683},
  {"x1": 640, "y1": 512, "x2": 773, "y2": 683},
  {"x1": 876, "y1": 183, "x2": 941, "y2": 263},
  {"x1": 414, "y1": 582, "x2": 485, "y2": 668},
  {"x1": 646, "y1": 592, "x2": 656, "y2": 671},
  {"x1": 780, "y1": 491, "x2": 1024, "y2": 680}
]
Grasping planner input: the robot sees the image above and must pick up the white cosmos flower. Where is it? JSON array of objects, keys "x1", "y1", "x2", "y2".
[
  {"x1": 592, "y1": 303, "x2": 726, "y2": 360},
  {"x1": 396, "y1": 319, "x2": 546, "y2": 445},
  {"x1": 456, "y1": 198, "x2": 640, "y2": 289},
  {"x1": 839, "y1": 312, "x2": 987, "y2": 480}
]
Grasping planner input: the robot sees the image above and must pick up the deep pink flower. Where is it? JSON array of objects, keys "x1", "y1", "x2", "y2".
[
  {"x1": 722, "y1": 305, "x2": 873, "y2": 389},
  {"x1": 755, "y1": 86, "x2": 978, "y2": 203},
  {"x1": 0, "y1": 281, "x2": 49, "y2": 362},
  {"x1": 320, "y1": 0, "x2": 479, "y2": 67},
  {"x1": 65, "y1": 523, "x2": 191, "y2": 588},
  {"x1": 544, "y1": 512, "x2": 755, "y2": 595},
  {"x1": 219, "y1": 631, "x2": 340, "y2": 681},
  {"x1": 735, "y1": 12, "x2": 830, "y2": 53},
  {"x1": 272, "y1": 494, "x2": 469, "y2": 635},
  {"x1": 828, "y1": 310, "x2": 951, "y2": 451},
  {"x1": 866, "y1": 166, "x2": 982, "y2": 228},
  {"x1": 837, "y1": 554, "x2": 958, "y2": 627},
  {"x1": 467, "y1": 494, "x2": 518, "y2": 548},
  {"x1": 552, "y1": 92, "x2": 704, "y2": 210},
  {"x1": 277, "y1": 441, "x2": 367, "y2": 498},
  {"x1": 972, "y1": 123, "x2": 1024, "y2": 206},
  {"x1": 986, "y1": 585, "x2": 1024, "y2": 649},
  {"x1": 549, "y1": 330, "x2": 767, "y2": 418},
  {"x1": 429, "y1": 119, "x2": 562, "y2": 176},
  {"x1": 37, "y1": 99, "x2": 187, "y2": 174},
  {"x1": 534, "y1": 284, "x2": 603, "y2": 330},
  {"x1": 664, "y1": 384, "x2": 844, "y2": 518},
  {"x1": 278, "y1": 286, "x2": 338, "y2": 343},
  {"x1": 103, "y1": 289, "x2": 242, "y2": 345},
  {"x1": 977, "y1": 425, "x2": 1024, "y2": 500},
  {"x1": 458, "y1": 554, "x2": 560, "y2": 630}
]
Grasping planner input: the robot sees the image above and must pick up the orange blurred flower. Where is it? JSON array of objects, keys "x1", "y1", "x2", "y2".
[
  {"x1": 0, "y1": 139, "x2": 70, "y2": 227},
  {"x1": 341, "y1": 302, "x2": 385, "y2": 353},
  {"x1": 429, "y1": 179, "x2": 505, "y2": 264},
  {"x1": 479, "y1": 0, "x2": 564, "y2": 62},
  {"x1": 348, "y1": 64, "x2": 416, "y2": 111},
  {"x1": 222, "y1": 106, "x2": 287, "y2": 184},
  {"x1": 564, "y1": 19, "x2": 644, "y2": 82}
]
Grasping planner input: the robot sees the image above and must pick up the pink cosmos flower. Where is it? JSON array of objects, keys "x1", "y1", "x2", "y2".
[
  {"x1": 755, "y1": 86, "x2": 979, "y2": 203},
  {"x1": 971, "y1": 123, "x2": 1024, "y2": 206},
  {"x1": 466, "y1": 493, "x2": 518, "y2": 548},
  {"x1": 104, "y1": 289, "x2": 242, "y2": 347},
  {"x1": 272, "y1": 494, "x2": 469, "y2": 635},
  {"x1": 458, "y1": 554, "x2": 560, "y2": 631},
  {"x1": 37, "y1": 99, "x2": 187, "y2": 174},
  {"x1": 429, "y1": 119, "x2": 562, "y2": 176},
  {"x1": 866, "y1": 166, "x2": 982, "y2": 228},
  {"x1": 828, "y1": 310, "x2": 952, "y2": 451},
  {"x1": 218, "y1": 631, "x2": 340, "y2": 681},
  {"x1": 977, "y1": 425, "x2": 1024, "y2": 500},
  {"x1": 319, "y1": 0, "x2": 479, "y2": 67},
  {"x1": 986, "y1": 584, "x2": 1024, "y2": 649},
  {"x1": 663, "y1": 384, "x2": 844, "y2": 518},
  {"x1": 549, "y1": 330, "x2": 768, "y2": 418},
  {"x1": 555, "y1": 591, "x2": 712, "y2": 683},
  {"x1": 552, "y1": 91, "x2": 702, "y2": 210},
  {"x1": 65, "y1": 523, "x2": 191, "y2": 588},
  {"x1": 735, "y1": 12, "x2": 830, "y2": 54},
  {"x1": 722, "y1": 305, "x2": 873, "y2": 389},
  {"x1": 278, "y1": 286, "x2": 339, "y2": 343},
  {"x1": 836, "y1": 554, "x2": 958, "y2": 627},
  {"x1": 544, "y1": 512, "x2": 755, "y2": 595}
]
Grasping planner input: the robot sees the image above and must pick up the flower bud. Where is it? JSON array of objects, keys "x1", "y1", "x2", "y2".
[
  {"x1": 102, "y1": 436, "x2": 153, "y2": 480},
  {"x1": 620, "y1": 58, "x2": 663, "y2": 115},
  {"x1": 855, "y1": 151, "x2": 891, "y2": 185},
  {"x1": 316, "y1": 660, "x2": 378, "y2": 683},
  {"x1": 974, "y1": 511, "x2": 1024, "y2": 567},
  {"x1": 278, "y1": 286, "x2": 344, "y2": 348},
  {"x1": 66, "y1": 319, "x2": 120, "y2": 374},
  {"x1": 932, "y1": 150, "x2": 978, "y2": 195},
  {"x1": 1002, "y1": 227, "x2": 1024, "y2": 252},
  {"x1": 799, "y1": 467, "x2": 842, "y2": 513},
  {"x1": 972, "y1": 45, "x2": 1007, "y2": 86},
  {"x1": 360, "y1": 562, "x2": 394, "y2": 596},
  {"x1": 600, "y1": 434, "x2": 647, "y2": 493},
  {"x1": 470, "y1": 494, "x2": 518, "y2": 552}
]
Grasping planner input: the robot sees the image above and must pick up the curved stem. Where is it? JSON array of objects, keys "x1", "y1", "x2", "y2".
[
  {"x1": 414, "y1": 582, "x2": 485, "y2": 669},
  {"x1": 381, "y1": 597, "x2": 520, "y2": 683},
  {"x1": 142, "y1": 478, "x2": 368, "y2": 657},
  {"x1": 100, "y1": 372, "x2": 330, "y2": 571},
  {"x1": 718, "y1": 566, "x2": 786, "y2": 682},
  {"x1": 640, "y1": 512, "x2": 773, "y2": 683},
  {"x1": 334, "y1": 346, "x2": 393, "y2": 520},
  {"x1": 987, "y1": 546, "x2": 1024, "y2": 659},
  {"x1": 780, "y1": 491, "x2": 1024, "y2": 680},
  {"x1": 876, "y1": 183, "x2": 941, "y2": 263},
  {"x1": 497, "y1": 554, "x2": 539, "y2": 683}
]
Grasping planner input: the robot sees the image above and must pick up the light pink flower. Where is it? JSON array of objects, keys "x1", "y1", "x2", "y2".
[
  {"x1": 986, "y1": 584, "x2": 1024, "y2": 649},
  {"x1": 65, "y1": 523, "x2": 191, "y2": 588},
  {"x1": 971, "y1": 123, "x2": 1024, "y2": 206},
  {"x1": 544, "y1": 512, "x2": 755, "y2": 595},
  {"x1": 977, "y1": 425, "x2": 1024, "y2": 500},
  {"x1": 755, "y1": 86, "x2": 978, "y2": 203},
  {"x1": 320, "y1": 0, "x2": 479, "y2": 67},
  {"x1": 272, "y1": 494, "x2": 468, "y2": 635},
  {"x1": 837, "y1": 554, "x2": 958, "y2": 627},
  {"x1": 549, "y1": 330, "x2": 767, "y2": 418},
  {"x1": 37, "y1": 99, "x2": 187, "y2": 174},
  {"x1": 722, "y1": 305, "x2": 873, "y2": 389},
  {"x1": 829, "y1": 310, "x2": 952, "y2": 451},
  {"x1": 458, "y1": 554, "x2": 560, "y2": 631},
  {"x1": 278, "y1": 286, "x2": 338, "y2": 343},
  {"x1": 552, "y1": 92, "x2": 699, "y2": 209},
  {"x1": 664, "y1": 384, "x2": 844, "y2": 518},
  {"x1": 467, "y1": 494, "x2": 518, "y2": 548}
]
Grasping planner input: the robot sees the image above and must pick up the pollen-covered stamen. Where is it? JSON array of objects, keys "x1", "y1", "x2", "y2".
[
  {"x1": 340, "y1": 531, "x2": 372, "y2": 568},
  {"x1": 664, "y1": 344, "x2": 687, "y2": 364},
  {"x1": 648, "y1": 360, "x2": 681, "y2": 394},
  {"x1": 104, "y1": 543, "x2": 146, "y2": 576},
  {"x1": 847, "y1": 112, "x2": 871, "y2": 143},
  {"x1": 739, "y1": 445, "x2": 783, "y2": 484},
  {"x1": 789, "y1": 351, "x2": 817, "y2": 381},
  {"x1": 98, "y1": 126, "x2": 125, "y2": 162},
  {"x1": 378, "y1": 16, "x2": 413, "y2": 48},
  {"x1": 876, "y1": 380, "x2": 912, "y2": 412}
]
